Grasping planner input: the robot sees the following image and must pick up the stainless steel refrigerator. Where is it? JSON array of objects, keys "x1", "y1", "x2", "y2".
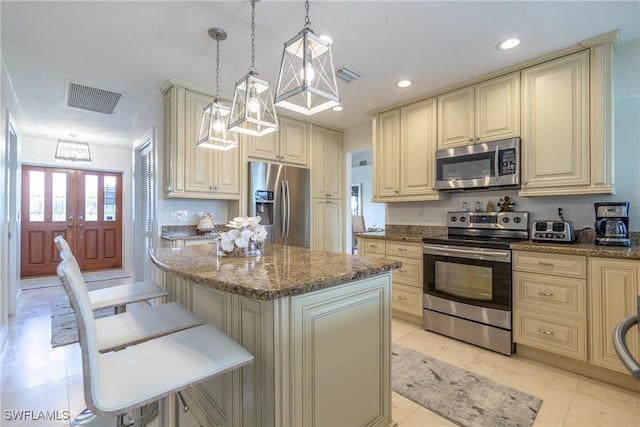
[{"x1": 248, "y1": 161, "x2": 310, "y2": 248}]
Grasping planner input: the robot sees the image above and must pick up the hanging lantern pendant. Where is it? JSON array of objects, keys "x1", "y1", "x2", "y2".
[{"x1": 275, "y1": 0, "x2": 340, "y2": 115}]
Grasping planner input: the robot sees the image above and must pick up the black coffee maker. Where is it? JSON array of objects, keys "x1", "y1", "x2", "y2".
[{"x1": 594, "y1": 202, "x2": 630, "y2": 247}]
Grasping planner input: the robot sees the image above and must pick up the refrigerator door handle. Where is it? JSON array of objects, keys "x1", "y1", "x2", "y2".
[
  {"x1": 285, "y1": 180, "x2": 291, "y2": 239},
  {"x1": 280, "y1": 180, "x2": 287, "y2": 240}
]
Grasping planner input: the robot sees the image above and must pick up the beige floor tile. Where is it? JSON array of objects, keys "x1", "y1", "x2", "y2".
[
  {"x1": 395, "y1": 328, "x2": 481, "y2": 368},
  {"x1": 398, "y1": 405, "x2": 457, "y2": 427},
  {"x1": 2, "y1": 347, "x2": 68, "y2": 394},
  {"x1": 392, "y1": 319, "x2": 421, "y2": 343},
  {"x1": 531, "y1": 390, "x2": 573, "y2": 427},
  {"x1": 563, "y1": 392, "x2": 640, "y2": 426},
  {"x1": 575, "y1": 376, "x2": 640, "y2": 412},
  {"x1": 392, "y1": 391, "x2": 421, "y2": 425}
]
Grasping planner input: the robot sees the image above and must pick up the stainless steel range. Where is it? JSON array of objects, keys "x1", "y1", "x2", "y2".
[{"x1": 423, "y1": 211, "x2": 529, "y2": 355}]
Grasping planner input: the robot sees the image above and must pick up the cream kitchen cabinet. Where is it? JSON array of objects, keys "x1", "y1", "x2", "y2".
[
  {"x1": 373, "y1": 98, "x2": 442, "y2": 201},
  {"x1": 589, "y1": 258, "x2": 639, "y2": 374},
  {"x1": 162, "y1": 81, "x2": 239, "y2": 199},
  {"x1": 513, "y1": 251, "x2": 588, "y2": 361},
  {"x1": 162, "y1": 238, "x2": 217, "y2": 248},
  {"x1": 519, "y1": 35, "x2": 615, "y2": 196},
  {"x1": 246, "y1": 116, "x2": 308, "y2": 167},
  {"x1": 311, "y1": 125, "x2": 343, "y2": 200},
  {"x1": 362, "y1": 238, "x2": 385, "y2": 259},
  {"x1": 437, "y1": 72, "x2": 520, "y2": 148},
  {"x1": 311, "y1": 198, "x2": 343, "y2": 253}
]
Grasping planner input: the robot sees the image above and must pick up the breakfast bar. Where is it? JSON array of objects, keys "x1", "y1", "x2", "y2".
[{"x1": 150, "y1": 243, "x2": 401, "y2": 427}]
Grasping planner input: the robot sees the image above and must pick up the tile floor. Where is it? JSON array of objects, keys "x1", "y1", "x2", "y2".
[{"x1": 1, "y1": 280, "x2": 639, "y2": 427}]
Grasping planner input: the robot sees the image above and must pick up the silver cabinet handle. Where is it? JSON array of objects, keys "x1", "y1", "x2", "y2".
[
  {"x1": 398, "y1": 269, "x2": 407, "y2": 273},
  {"x1": 538, "y1": 291, "x2": 554, "y2": 297},
  {"x1": 398, "y1": 248, "x2": 407, "y2": 251},
  {"x1": 398, "y1": 296, "x2": 408, "y2": 301},
  {"x1": 538, "y1": 261, "x2": 555, "y2": 266},
  {"x1": 538, "y1": 329, "x2": 554, "y2": 335}
]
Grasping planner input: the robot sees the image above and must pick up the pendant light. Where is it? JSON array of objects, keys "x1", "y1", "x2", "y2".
[
  {"x1": 197, "y1": 27, "x2": 238, "y2": 150},
  {"x1": 274, "y1": 0, "x2": 340, "y2": 115},
  {"x1": 228, "y1": 0, "x2": 278, "y2": 137}
]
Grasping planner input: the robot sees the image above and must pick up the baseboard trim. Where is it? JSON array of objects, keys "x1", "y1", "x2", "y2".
[
  {"x1": 392, "y1": 310, "x2": 422, "y2": 327},
  {"x1": 516, "y1": 344, "x2": 640, "y2": 392}
]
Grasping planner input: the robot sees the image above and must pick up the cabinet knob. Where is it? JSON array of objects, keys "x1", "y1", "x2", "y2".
[
  {"x1": 210, "y1": 185, "x2": 219, "y2": 191},
  {"x1": 468, "y1": 138, "x2": 473, "y2": 142},
  {"x1": 395, "y1": 190, "x2": 399, "y2": 194},
  {"x1": 325, "y1": 193, "x2": 331, "y2": 197}
]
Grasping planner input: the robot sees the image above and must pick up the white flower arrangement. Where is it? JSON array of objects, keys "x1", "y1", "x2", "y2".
[{"x1": 218, "y1": 216, "x2": 268, "y2": 254}]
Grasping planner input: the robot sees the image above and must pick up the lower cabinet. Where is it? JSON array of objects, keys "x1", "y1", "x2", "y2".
[
  {"x1": 513, "y1": 252, "x2": 588, "y2": 361},
  {"x1": 514, "y1": 251, "x2": 640, "y2": 388},
  {"x1": 589, "y1": 257, "x2": 640, "y2": 373},
  {"x1": 362, "y1": 238, "x2": 423, "y2": 323},
  {"x1": 162, "y1": 238, "x2": 216, "y2": 248}
]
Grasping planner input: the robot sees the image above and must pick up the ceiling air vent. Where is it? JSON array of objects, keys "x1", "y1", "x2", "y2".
[
  {"x1": 335, "y1": 67, "x2": 364, "y2": 83},
  {"x1": 65, "y1": 81, "x2": 123, "y2": 114}
]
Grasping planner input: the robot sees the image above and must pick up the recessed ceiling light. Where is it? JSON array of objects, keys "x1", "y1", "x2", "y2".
[
  {"x1": 497, "y1": 38, "x2": 521, "y2": 50},
  {"x1": 397, "y1": 80, "x2": 412, "y2": 88},
  {"x1": 332, "y1": 105, "x2": 343, "y2": 112},
  {"x1": 319, "y1": 34, "x2": 333, "y2": 45}
]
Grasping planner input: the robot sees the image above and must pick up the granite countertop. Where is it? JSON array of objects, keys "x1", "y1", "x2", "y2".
[
  {"x1": 150, "y1": 243, "x2": 402, "y2": 301},
  {"x1": 161, "y1": 232, "x2": 218, "y2": 241},
  {"x1": 357, "y1": 231, "x2": 425, "y2": 243},
  {"x1": 510, "y1": 241, "x2": 640, "y2": 260}
]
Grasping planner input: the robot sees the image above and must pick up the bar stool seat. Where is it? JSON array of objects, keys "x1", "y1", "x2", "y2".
[
  {"x1": 89, "y1": 281, "x2": 169, "y2": 312},
  {"x1": 95, "y1": 302, "x2": 202, "y2": 353}
]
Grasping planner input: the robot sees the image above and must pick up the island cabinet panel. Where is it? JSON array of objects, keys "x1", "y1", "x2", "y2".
[
  {"x1": 281, "y1": 274, "x2": 391, "y2": 427},
  {"x1": 159, "y1": 270, "x2": 392, "y2": 427}
]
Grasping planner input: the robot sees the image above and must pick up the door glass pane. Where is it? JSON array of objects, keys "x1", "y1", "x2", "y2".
[
  {"x1": 85, "y1": 175, "x2": 98, "y2": 221},
  {"x1": 104, "y1": 176, "x2": 116, "y2": 221},
  {"x1": 435, "y1": 261, "x2": 492, "y2": 300},
  {"x1": 29, "y1": 170, "x2": 45, "y2": 222},
  {"x1": 51, "y1": 172, "x2": 67, "y2": 221}
]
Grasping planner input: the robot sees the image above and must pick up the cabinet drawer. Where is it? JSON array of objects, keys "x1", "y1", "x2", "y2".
[
  {"x1": 385, "y1": 241, "x2": 423, "y2": 259},
  {"x1": 513, "y1": 272, "x2": 586, "y2": 319},
  {"x1": 392, "y1": 283, "x2": 423, "y2": 317},
  {"x1": 387, "y1": 255, "x2": 422, "y2": 287},
  {"x1": 363, "y1": 239, "x2": 385, "y2": 255},
  {"x1": 514, "y1": 310, "x2": 587, "y2": 361},
  {"x1": 513, "y1": 251, "x2": 586, "y2": 278}
]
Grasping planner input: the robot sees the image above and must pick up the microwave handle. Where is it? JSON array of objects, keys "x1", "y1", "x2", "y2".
[{"x1": 494, "y1": 146, "x2": 500, "y2": 180}]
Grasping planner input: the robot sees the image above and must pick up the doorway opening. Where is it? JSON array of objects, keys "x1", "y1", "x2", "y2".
[{"x1": 20, "y1": 165, "x2": 123, "y2": 277}]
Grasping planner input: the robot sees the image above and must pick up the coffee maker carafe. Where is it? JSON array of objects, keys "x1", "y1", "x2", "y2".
[{"x1": 594, "y1": 202, "x2": 630, "y2": 247}]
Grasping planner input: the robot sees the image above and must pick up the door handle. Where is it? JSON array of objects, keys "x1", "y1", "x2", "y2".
[{"x1": 78, "y1": 215, "x2": 84, "y2": 221}]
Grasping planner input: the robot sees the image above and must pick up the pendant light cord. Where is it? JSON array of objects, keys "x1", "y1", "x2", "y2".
[
  {"x1": 215, "y1": 37, "x2": 221, "y2": 97},
  {"x1": 304, "y1": 0, "x2": 311, "y2": 29},
  {"x1": 250, "y1": 0, "x2": 256, "y2": 71}
]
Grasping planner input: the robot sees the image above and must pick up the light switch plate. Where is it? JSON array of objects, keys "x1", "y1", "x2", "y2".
[{"x1": 170, "y1": 210, "x2": 188, "y2": 222}]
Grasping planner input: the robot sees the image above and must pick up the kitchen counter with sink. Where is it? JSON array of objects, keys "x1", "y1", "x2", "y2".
[{"x1": 150, "y1": 243, "x2": 399, "y2": 427}]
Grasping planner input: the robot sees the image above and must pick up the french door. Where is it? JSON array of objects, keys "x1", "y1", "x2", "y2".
[{"x1": 21, "y1": 165, "x2": 123, "y2": 277}]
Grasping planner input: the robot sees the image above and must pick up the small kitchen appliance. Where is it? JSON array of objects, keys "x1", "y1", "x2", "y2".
[
  {"x1": 531, "y1": 208, "x2": 576, "y2": 243},
  {"x1": 595, "y1": 202, "x2": 630, "y2": 247}
]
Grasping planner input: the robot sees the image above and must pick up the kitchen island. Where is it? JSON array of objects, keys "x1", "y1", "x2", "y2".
[{"x1": 150, "y1": 244, "x2": 401, "y2": 427}]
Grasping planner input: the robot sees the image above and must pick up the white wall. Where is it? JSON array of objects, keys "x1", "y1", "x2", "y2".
[
  {"x1": 351, "y1": 163, "x2": 385, "y2": 229},
  {"x1": 342, "y1": 39, "x2": 640, "y2": 232}
]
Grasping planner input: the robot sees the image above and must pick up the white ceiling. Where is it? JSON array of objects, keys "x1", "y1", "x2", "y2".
[{"x1": 2, "y1": 1, "x2": 639, "y2": 148}]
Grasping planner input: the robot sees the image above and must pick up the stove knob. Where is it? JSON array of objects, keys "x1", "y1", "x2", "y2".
[
  {"x1": 450, "y1": 216, "x2": 457, "y2": 222},
  {"x1": 459, "y1": 216, "x2": 466, "y2": 223},
  {"x1": 513, "y1": 216, "x2": 522, "y2": 224},
  {"x1": 560, "y1": 233, "x2": 565, "y2": 239},
  {"x1": 502, "y1": 217, "x2": 510, "y2": 223}
]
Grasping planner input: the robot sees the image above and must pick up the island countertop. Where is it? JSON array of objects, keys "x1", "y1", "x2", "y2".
[{"x1": 150, "y1": 243, "x2": 401, "y2": 301}]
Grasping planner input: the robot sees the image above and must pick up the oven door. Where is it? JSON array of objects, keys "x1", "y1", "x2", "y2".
[{"x1": 423, "y1": 244, "x2": 511, "y2": 311}]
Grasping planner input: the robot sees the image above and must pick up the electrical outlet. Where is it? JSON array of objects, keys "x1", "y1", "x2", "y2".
[{"x1": 170, "y1": 210, "x2": 188, "y2": 222}]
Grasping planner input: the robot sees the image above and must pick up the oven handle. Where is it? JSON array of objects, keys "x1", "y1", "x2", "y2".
[{"x1": 423, "y1": 244, "x2": 511, "y2": 262}]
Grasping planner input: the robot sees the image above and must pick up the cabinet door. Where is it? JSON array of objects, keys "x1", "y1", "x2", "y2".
[
  {"x1": 589, "y1": 258, "x2": 639, "y2": 373},
  {"x1": 311, "y1": 199, "x2": 343, "y2": 252},
  {"x1": 475, "y1": 72, "x2": 520, "y2": 142},
  {"x1": 247, "y1": 131, "x2": 279, "y2": 162},
  {"x1": 184, "y1": 90, "x2": 216, "y2": 193},
  {"x1": 521, "y1": 51, "x2": 590, "y2": 192},
  {"x1": 211, "y1": 147, "x2": 239, "y2": 195},
  {"x1": 437, "y1": 85, "x2": 474, "y2": 148},
  {"x1": 375, "y1": 109, "x2": 401, "y2": 197},
  {"x1": 311, "y1": 126, "x2": 343, "y2": 199},
  {"x1": 279, "y1": 117, "x2": 308, "y2": 166},
  {"x1": 400, "y1": 98, "x2": 437, "y2": 196}
]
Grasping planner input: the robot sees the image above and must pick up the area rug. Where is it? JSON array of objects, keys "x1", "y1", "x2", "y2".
[
  {"x1": 51, "y1": 295, "x2": 113, "y2": 348},
  {"x1": 22, "y1": 269, "x2": 131, "y2": 290},
  {"x1": 392, "y1": 344, "x2": 543, "y2": 427}
]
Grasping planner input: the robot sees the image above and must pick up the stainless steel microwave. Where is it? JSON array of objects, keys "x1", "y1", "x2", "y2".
[{"x1": 434, "y1": 138, "x2": 520, "y2": 191}]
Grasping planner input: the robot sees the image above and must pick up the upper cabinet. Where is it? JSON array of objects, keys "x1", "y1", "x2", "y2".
[
  {"x1": 373, "y1": 98, "x2": 442, "y2": 202},
  {"x1": 311, "y1": 125, "x2": 343, "y2": 200},
  {"x1": 246, "y1": 116, "x2": 308, "y2": 167},
  {"x1": 519, "y1": 37, "x2": 615, "y2": 196},
  {"x1": 163, "y1": 81, "x2": 239, "y2": 200},
  {"x1": 437, "y1": 72, "x2": 520, "y2": 148}
]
